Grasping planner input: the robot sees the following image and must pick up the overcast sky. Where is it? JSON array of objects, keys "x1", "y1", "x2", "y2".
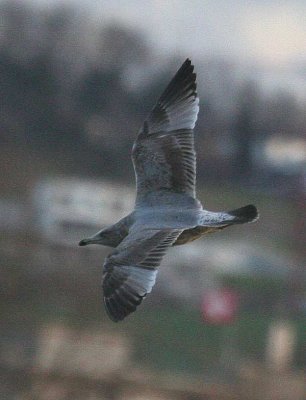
[
  {"x1": 7, "y1": 0, "x2": 306, "y2": 100},
  {"x1": 25, "y1": 0, "x2": 306, "y2": 67}
]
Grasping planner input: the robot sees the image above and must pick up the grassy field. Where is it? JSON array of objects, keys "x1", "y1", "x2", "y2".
[{"x1": 119, "y1": 303, "x2": 306, "y2": 375}]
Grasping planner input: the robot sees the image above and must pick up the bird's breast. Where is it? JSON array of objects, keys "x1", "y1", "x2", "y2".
[{"x1": 134, "y1": 207, "x2": 200, "y2": 230}]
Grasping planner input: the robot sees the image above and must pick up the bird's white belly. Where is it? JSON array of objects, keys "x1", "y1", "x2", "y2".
[{"x1": 135, "y1": 208, "x2": 200, "y2": 229}]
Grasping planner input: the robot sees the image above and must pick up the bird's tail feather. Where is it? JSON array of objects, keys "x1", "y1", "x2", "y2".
[{"x1": 227, "y1": 204, "x2": 258, "y2": 224}]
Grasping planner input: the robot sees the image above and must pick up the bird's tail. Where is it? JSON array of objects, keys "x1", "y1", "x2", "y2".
[
  {"x1": 199, "y1": 204, "x2": 259, "y2": 227},
  {"x1": 227, "y1": 204, "x2": 258, "y2": 224},
  {"x1": 174, "y1": 204, "x2": 258, "y2": 246}
]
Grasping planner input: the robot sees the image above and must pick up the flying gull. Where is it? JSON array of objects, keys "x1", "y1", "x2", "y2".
[{"x1": 79, "y1": 59, "x2": 258, "y2": 322}]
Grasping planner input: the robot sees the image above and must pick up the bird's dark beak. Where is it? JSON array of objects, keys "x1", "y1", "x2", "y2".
[{"x1": 79, "y1": 232, "x2": 102, "y2": 246}]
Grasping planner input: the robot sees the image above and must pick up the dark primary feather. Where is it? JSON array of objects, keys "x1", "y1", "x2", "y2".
[
  {"x1": 103, "y1": 265, "x2": 157, "y2": 322},
  {"x1": 145, "y1": 58, "x2": 199, "y2": 133},
  {"x1": 132, "y1": 59, "x2": 199, "y2": 203},
  {"x1": 102, "y1": 228, "x2": 181, "y2": 322}
]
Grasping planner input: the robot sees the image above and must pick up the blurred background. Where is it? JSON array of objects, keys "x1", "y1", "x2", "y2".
[{"x1": 0, "y1": 1, "x2": 306, "y2": 399}]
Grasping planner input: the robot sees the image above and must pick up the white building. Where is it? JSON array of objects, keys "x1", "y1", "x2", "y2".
[{"x1": 33, "y1": 177, "x2": 135, "y2": 245}]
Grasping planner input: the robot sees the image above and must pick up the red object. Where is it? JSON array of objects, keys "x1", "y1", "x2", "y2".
[{"x1": 201, "y1": 288, "x2": 239, "y2": 325}]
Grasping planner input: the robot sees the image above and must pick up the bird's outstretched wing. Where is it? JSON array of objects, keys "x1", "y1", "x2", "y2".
[
  {"x1": 102, "y1": 227, "x2": 181, "y2": 322},
  {"x1": 132, "y1": 59, "x2": 199, "y2": 204}
]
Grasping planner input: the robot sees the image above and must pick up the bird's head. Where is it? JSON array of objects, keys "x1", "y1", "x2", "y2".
[
  {"x1": 79, "y1": 230, "x2": 107, "y2": 247},
  {"x1": 79, "y1": 228, "x2": 119, "y2": 247}
]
